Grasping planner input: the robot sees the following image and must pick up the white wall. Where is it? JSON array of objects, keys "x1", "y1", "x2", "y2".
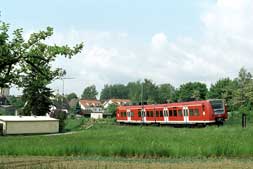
[
  {"x1": 4, "y1": 121, "x2": 59, "y2": 135},
  {"x1": 90, "y1": 113, "x2": 103, "y2": 119}
]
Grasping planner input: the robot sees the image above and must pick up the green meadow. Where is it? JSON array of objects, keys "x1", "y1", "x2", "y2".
[{"x1": 0, "y1": 116, "x2": 253, "y2": 158}]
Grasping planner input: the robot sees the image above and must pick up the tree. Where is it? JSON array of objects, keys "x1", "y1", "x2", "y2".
[
  {"x1": 0, "y1": 21, "x2": 83, "y2": 115},
  {"x1": 127, "y1": 81, "x2": 142, "y2": 103},
  {"x1": 142, "y1": 79, "x2": 158, "y2": 104},
  {"x1": 100, "y1": 84, "x2": 128, "y2": 100},
  {"x1": 233, "y1": 68, "x2": 253, "y2": 111},
  {"x1": 107, "y1": 103, "x2": 118, "y2": 117},
  {"x1": 66, "y1": 92, "x2": 78, "y2": 101},
  {"x1": 0, "y1": 22, "x2": 83, "y2": 88},
  {"x1": 50, "y1": 109, "x2": 67, "y2": 132},
  {"x1": 81, "y1": 85, "x2": 98, "y2": 99},
  {"x1": 157, "y1": 83, "x2": 175, "y2": 103},
  {"x1": 7, "y1": 95, "x2": 25, "y2": 109},
  {"x1": 22, "y1": 86, "x2": 52, "y2": 115},
  {"x1": 208, "y1": 78, "x2": 236, "y2": 111},
  {"x1": 176, "y1": 82, "x2": 207, "y2": 102}
]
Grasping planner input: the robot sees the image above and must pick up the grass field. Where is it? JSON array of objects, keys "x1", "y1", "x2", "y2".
[{"x1": 0, "y1": 117, "x2": 253, "y2": 158}]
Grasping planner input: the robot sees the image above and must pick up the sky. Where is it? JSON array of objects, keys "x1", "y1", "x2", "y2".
[{"x1": 1, "y1": 0, "x2": 253, "y2": 97}]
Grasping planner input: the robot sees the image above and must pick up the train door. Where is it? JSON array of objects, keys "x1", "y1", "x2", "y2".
[
  {"x1": 141, "y1": 109, "x2": 146, "y2": 123},
  {"x1": 163, "y1": 108, "x2": 169, "y2": 123},
  {"x1": 127, "y1": 109, "x2": 131, "y2": 122},
  {"x1": 183, "y1": 106, "x2": 189, "y2": 124}
]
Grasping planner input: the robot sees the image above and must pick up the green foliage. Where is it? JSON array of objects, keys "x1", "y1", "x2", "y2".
[
  {"x1": 22, "y1": 86, "x2": 52, "y2": 116},
  {"x1": 141, "y1": 79, "x2": 158, "y2": 104},
  {"x1": 232, "y1": 68, "x2": 253, "y2": 112},
  {"x1": 126, "y1": 81, "x2": 142, "y2": 103},
  {"x1": 176, "y1": 82, "x2": 207, "y2": 102},
  {"x1": 0, "y1": 21, "x2": 83, "y2": 115},
  {"x1": 50, "y1": 110, "x2": 67, "y2": 133},
  {"x1": 157, "y1": 83, "x2": 176, "y2": 103},
  {"x1": 66, "y1": 93, "x2": 78, "y2": 101},
  {"x1": 107, "y1": 104, "x2": 117, "y2": 117},
  {"x1": 64, "y1": 117, "x2": 87, "y2": 131},
  {"x1": 7, "y1": 96, "x2": 25, "y2": 109},
  {"x1": 52, "y1": 94, "x2": 70, "y2": 110},
  {"x1": 100, "y1": 84, "x2": 129, "y2": 100},
  {"x1": 0, "y1": 22, "x2": 83, "y2": 88},
  {"x1": 81, "y1": 85, "x2": 98, "y2": 99},
  {"x1": 75, "y1": 102, "x2": 81, "y2": 114},
  {"x1": 208, "y1": 78, "x2": 236, "y2": 111}
]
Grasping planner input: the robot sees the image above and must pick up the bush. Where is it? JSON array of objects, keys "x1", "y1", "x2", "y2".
[{"x1": 50, "y1": 110, "x2": 67, "y2": 132}]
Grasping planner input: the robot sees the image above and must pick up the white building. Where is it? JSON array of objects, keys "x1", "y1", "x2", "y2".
[
  {"x1": 103, "y1": 99, "x2": 131, "y2": 109},
  {"x1": 0, "y1": 116, "x2": 59, "y2": 135},
  {"x1": 90, "y1": 112, "x2": 103, "y2": 119},
  {"x1": 79, "y1": 99, "x2": 103, "y2": 113}
]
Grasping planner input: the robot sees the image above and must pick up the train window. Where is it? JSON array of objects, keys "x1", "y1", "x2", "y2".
[
  {"x1": 146, "y1": 111, "x2": 149, "y2": 117},
  {"x1": 123, "y1": 112, "x2": 127, "y2": 117},
  {"x1": 189, "y1": 109, "x2": 194, "y2": 116},
  {"x1": 138, "y1": 111, "x2": 141, "y2": 117},
  {"x1": 150, "y1": 111, "x2": 154, "y2": 117},
  {"x1": 121, "y1": 112, "x2": 123, "y2": 117},
  {"x1": 178, "y1": 110, "x2": 182, "y2": 116},
  {"x1": 193, "y1": 109, "x2": 200, "y2": 116},
  {"x1": 160, "y1": 111, "x2": 163, "y2": 117},
  {"x1": 169, "y1": 110, "x2": 173, "y2": 116},
  {"x1": 156, "y1": 111, "x2": 159, "y2": 117},
  {"x1": 173, "y1": 110, "x2": 177, "y2": 116}
]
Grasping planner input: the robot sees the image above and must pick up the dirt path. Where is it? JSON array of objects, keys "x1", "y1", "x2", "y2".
[{"x1": 1, "y1": 156, "x2": 253, "y2": 169}]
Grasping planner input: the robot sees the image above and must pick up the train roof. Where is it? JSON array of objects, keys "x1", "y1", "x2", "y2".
[{"x1": 117, "y1": 99, "x2": 222, "y2": 110}]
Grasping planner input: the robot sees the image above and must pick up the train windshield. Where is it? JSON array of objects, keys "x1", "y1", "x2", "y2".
[{"x1": 210, "y1": 100, "x2": 224, "y2": 114}]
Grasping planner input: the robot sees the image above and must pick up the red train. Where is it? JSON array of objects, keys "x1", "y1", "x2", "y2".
[{"x1": 116, "y1": 99, "x2": 228, "y2": 126}]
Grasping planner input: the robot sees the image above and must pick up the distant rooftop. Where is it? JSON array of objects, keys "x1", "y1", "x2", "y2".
[{"x1": 0, "y1": 116, "x2": 58, "y2": 122}]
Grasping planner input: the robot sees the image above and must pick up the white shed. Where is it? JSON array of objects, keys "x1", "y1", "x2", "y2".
[
  {"x1": 0, "y1": 116, "x2": 59, "y2": 135},
  {"x1": 90, "y1": 112, "x2": 103, "y2": 119}
]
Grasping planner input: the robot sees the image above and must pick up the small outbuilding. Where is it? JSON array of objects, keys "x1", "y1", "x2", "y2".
[
  {"x1": 0, "y1": 116, "x2": 59, "y2": 135},
  {"x1": 90, "y1": 112, "x2": 103, "y2": 119}
]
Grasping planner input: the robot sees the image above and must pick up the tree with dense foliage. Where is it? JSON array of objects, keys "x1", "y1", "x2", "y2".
[
  {"x1": 176, "y1": 82, "x2": 207, "y2": 102},
  {"x1": 81, "y1": 85, "x2": 98, "y2": 99},
  {"x1": 157, "y1": 83, "x2": 176, "y2": 103},
  {"x1": 50, "y1": 109, "x2": 67, "y2": 132},
  {"x1": 127, "y1": 81, "x2": 142, "y2": 103},
  {"x1": 208, "y1": 78, "x2": 236, "y2": 111},
  {"x1": 232, "y1": 68, "x2": 253, "y2": 112},
  {"x1": 0, "y1": 21, "x2": 83, "y2": 115},
  {"x1": 7, "y1": 96, "x2": 25, "y2": 109},
  {"x1": 100, "y1": 84, "x2": 128, "y2": 100},
  {"x1": 107, "y1": 103, "x2": 118, "y2": 117},
  {"x1": 142, "y1": 79, "x2": 158, "y2": 104},
  {"x1": 66, "y1": 92, "x2": 78, "y2": 101}
]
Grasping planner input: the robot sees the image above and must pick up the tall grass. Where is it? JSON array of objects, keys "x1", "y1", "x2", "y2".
[{"x1": 0, "y1": 118, "x2": 252, "y2": 158}]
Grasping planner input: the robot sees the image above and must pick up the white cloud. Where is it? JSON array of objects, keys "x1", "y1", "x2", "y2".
[
  {"x1": 151, "y1": 33, "x2": 168, "y2": 50},
  {"x1": 10, "y1": 0, "x2": 253, "y2": 97}
]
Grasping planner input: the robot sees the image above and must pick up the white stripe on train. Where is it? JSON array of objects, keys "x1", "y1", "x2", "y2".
[{"x1": 117, "y1": 120, "x2": 216, "y2": 124}]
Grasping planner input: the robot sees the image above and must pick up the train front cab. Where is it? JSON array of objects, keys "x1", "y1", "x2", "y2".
[{"x1": 209, "y1": 99, "x2": 227, "y2": 125}]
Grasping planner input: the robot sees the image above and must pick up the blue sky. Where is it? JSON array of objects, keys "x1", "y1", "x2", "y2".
[
  {"x1": 2, "y1": 0, "x2": 253, "y2": 96},
  {"x1": 2, "y1": 0, "x2": 212, "y2": 39}
]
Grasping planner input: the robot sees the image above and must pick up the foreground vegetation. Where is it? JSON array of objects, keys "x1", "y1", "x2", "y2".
[{"x1": 0, "y1": 117, "x2": 253, "y2": 158}]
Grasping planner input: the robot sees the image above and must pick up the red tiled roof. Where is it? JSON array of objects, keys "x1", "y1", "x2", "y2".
[
  {"x1": 79, "y1": 99, "x2": 102, "y2": 107},
  {"x1": 109, "y1": 99, "x2": 131, "y2": 103}
]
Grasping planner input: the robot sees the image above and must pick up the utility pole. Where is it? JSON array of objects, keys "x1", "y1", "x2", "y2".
[{"x1": 60, "y1": 77, "x2": 74, "y2": 109}]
